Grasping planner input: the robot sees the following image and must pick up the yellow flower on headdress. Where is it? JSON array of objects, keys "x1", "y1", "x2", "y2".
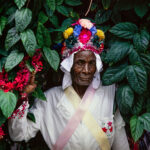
[
  {"x1": 63, "y1": 27, "x2": 74, "y2": 39},
  {"x1": 96, "y1": 29, "x2": 105, "y2": 40}
]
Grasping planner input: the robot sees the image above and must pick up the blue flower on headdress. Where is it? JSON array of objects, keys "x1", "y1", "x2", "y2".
[
  {"x1": 90, "y1": 26, "x2": 97, "y2": 36},
  {"x1": 73, "y1": 25, "x2": 82, "y2": 37}
]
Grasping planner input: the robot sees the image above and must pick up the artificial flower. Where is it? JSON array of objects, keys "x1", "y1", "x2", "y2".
[
  {"x1": 90, "y1": 26, "x2": 97, "y2": 35},
  {"x1": 79, "y1": 29, "x2": 92, "y2": 44},
  {"x1": 66, "y1": 35, "x2": 77, "y2": 49},
  {"x1": 79, "y1": 19, "x2": 93, "y2": 29},
  {"x1": 63, "y1": 27, "x2": 74, "y2": 39},
  {"x1": 73, "y1": 25, "x2": 82, "y2": 37},
  {"x1": 96, "y1": 29, "x2": 105, "y2": 40}
]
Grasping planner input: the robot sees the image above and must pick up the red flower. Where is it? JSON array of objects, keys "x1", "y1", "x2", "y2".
[
  {"x1": 99, "y1": 43, "x2": 104, "y2": 53},
  {"x1": 0, "y1": 125, "x2": 5, "y2": 140},
  {"x1": 108, "y1": 121, "x2": 112, "y2": 126},
  {"x1": 109, "y1": 127, "x2": 113, "y2": 132},
  {"x1": 79, "y1": 29, "x2": 92, "y2": 44},
  {"x1": 102, "y1": 127, "x2": 107, "y2": 133}
]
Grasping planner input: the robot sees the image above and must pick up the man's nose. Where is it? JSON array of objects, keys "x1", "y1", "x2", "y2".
[{"x1": 83, "y1": 64, "x2": 89, "y2": 74}]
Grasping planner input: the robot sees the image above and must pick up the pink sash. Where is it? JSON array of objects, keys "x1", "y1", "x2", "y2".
[{"x1": 53, "y1": 85, "x2": 95, "y2": 150}]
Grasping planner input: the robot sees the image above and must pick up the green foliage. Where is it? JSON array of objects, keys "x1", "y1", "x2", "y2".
[
  {"x1": 102, "y1": 0, "x2": 111, "y2": 10},
  {"x1": 65, "y1": 0, "x2": 82, "y2": 6},
  {"x1": 0, "y1": 16, "x2": 7, "y2": 36},
  {"x1": 43, "y1": 47, "x2": 60, "y2": 71},
  {"x1": 5, "y1": 50, "x2": 24, "y2": 72},
  {"x1": 20, "y1": 29, "x2": 37, "y2": 56},
  {"x1": 14, "y1": 0, "x2": 27, "y2": 9},
  {"x1": 56, "y1": 5, "x2": 69, "y2": 17},
  {"x1": 15, "y1": 8, "x2": 32, "y2": 32},
  {"x1": 0, "y1": 90, "x2": 17, "y2": 118}
]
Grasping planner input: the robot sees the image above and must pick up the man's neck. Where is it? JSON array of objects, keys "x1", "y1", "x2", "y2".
[{"x1": 72, "y1": 83, "x2": 88, "y2": 98}]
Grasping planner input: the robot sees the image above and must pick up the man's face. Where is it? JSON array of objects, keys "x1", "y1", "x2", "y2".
[{"x1": 71, "y1": 50, "x2": 96, "y2": 87}]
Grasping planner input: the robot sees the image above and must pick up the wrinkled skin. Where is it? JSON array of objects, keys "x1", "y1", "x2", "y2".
[{"x1": 71, "y1": 50, "x2": 96, "y2": 98}]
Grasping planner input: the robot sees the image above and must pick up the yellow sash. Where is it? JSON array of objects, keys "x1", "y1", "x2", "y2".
[{"x1": 65, "y1": 86, "x2": 110, "y2": 150}]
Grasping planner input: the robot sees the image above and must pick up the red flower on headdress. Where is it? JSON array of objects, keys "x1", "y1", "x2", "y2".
[{"x1": 79, "y1": 29, "x2": 92, "y2": 44}]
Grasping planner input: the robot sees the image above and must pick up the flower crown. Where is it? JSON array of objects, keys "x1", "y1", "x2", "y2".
[{"x1": 61, "y1": 19, "x2": 105, "y2": 59}]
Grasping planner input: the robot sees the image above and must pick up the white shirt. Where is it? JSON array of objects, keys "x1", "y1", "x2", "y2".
[{"x1": 9, "y1": 84, "x2": 130, "y2": 150}]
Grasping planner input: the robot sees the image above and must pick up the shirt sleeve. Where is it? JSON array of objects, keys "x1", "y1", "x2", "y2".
[
  {"x1": 8, "y1": 99, "x2": 43, "y2": 142},
  {"x1": 112, "y1": 109, "x2": 130, "y2": 150}
]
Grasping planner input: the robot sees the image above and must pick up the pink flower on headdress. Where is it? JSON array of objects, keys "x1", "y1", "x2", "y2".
[
  {"x1": 79, "y1": 19, "x2": 93, "y2": 29},
  {"x1": 79, "y1": 29, "x2": 92, "y2": 44}
]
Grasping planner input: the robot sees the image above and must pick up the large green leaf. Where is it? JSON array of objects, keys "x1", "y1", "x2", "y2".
[
  {"x1": 139, "y1": 113, "x2": 150, "y2": 131},
  {"x1": 15, "y1": 8, "x2": 32, "y2": 32},
  {"x1": 104, "y1": 41, "x2": 131, "y2": 63},
  {"x1": 126, "y1": 65, "x2": 147, "y2": 94},
  {"x1": 4, "y1": 50, "x2": 24, "y2": 72},
  {"x1": 130, "y1": 115, "x2": 144, "y2": 142},
  {"x1": 0, "y1": 16, "x2": 7, "y2": 36},
  {"x1": 43, "y1": 47, "x2": 60, "y2": 71},
  {"x1": 46, "y1": 0, "x2": 55, "y2": 11},
  {"x1": 32, "y1": 87, "x2": 46, "y2": 101},
  {"x1": 116, "y1": 85, "x2": 134, "y2": 114},
  {"x1": 140, "y1": 53, "x2": 150, "y2": 72},
  {"x1": 5, "y1": 27, "x2": 20, "y2": 51},
  {"x1": 56, "y1": 0, "x2": 64, "y2": 5},
  {"x1": 27, "y1": 112, "x2": 36, "y2": 123},
  {"x1": 102, "y1": 63, "x2": 128, "y2": 85},
  {"x1": 129, "y1": 47, "x2": 142, "y2": 65},
  {"x1": 38, "y1": 11, "x2": 48, "y2": 24},
  {"x1": 0, "y1": 57, "x2": 6, "y2": 72},
  {"x1": 0, "y1": 90, "x2": 17, "y2": 118},
  {"x1": 36, "y1": 23, "x2": 51, "y2": 48},
  {"x1": 102, "y1": 0, "x2": 111, "y2": 9},
  {"x1": 49, "y1": 15, "x2": 59, "y2": 28},
  {"x1": 65, "y1": 0, "x2": 82, "y2": 6},
  {"x1": 61, "y1": 18, "x2": 74, "y2": 28},
  {"x1": 95, "y1": 10, "x2": 112, "y2": 24},
  {"x1": 133, "y1": 30, "x2": 149, "y2": 52},
  {"x1": 20, "y1": 29, "x2": 37, "y2": 56},
  {"x1": 134, "y1": 1, "x2": 148, "y2": 18},
  {"x1": 56, "y1": 5, "x2": 69, "y2": 17},
  {"x1": 14, "y1": 0, "x2": 27, "y2": 9},
  {"x1": 110, "y1": 22, "x2": 138, "y2": 39}
]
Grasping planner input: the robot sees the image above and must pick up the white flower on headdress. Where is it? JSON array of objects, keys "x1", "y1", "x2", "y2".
[{"x1": 79, "y1": 19, "x2": 93, "y2": 29}]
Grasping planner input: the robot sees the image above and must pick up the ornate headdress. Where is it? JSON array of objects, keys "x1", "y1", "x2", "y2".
[{"x1": 61, "y1": 19, "x2": 105, "y2": 59}]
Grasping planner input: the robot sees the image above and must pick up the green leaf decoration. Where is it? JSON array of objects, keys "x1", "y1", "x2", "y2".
[
  {"x1": 0, "y1": 90, "x2": 17, "y2": 118},
  {"x1": 5, "y1": 50, "x2": 24, "y2": 72},
  {"x1": 5, "y1": 27, "x2": 20, "y2": 51},
  {"x1": 130, "y1": 115, "x2": 144, "y2": 142},
  {"x1": 46, "y1": 0, "x2": 56, "y2": 12},
  {"x1": 43, "y1": 47, "x2": 60, "y2": 71},
  {"x1": 20, "y1": 29, "x2": 37, "y2": 57},
  {"x1": 134, "y1": 1, "x2": 148, "y2": 18},
  {"x1": 116, "y1": 85, "x2": 134, "y2": 114},
  {"x1": 139, "y1": 113, "x2": 150, "y2": 131},
  {"x1": 104, "y1": 41, "x2": 131, "y2": 63},
  {"x1": 27, "y1": 112, "x2": 36, "y2": 123},
  {"x1": 126, "y1": 65, "x2": 147, "y2": 94},
  {"x1": 38, "y1": 11, "x2": 48, "y2": 24},
  {"x1": 0, "y1": 110, "x2": 7, "y2": 126},
  {"x1": 95, "y1": 9, "x2": 112, "y2": 24},
  {"x1": 140, "y1": 53, "x2": 150, "y2": 72},
  {"x1": 65, "y1": 0, "x2": 82, "y2": 6},
  {"x1": 133, "y1": 30, "x2": 149, "y2": 52},
  {"x1": 56, "y1": 0, "x2": 64, "y2": 5},
  {"x1": 132, "y1": 96, "x2": 144, "y2": 115},
  {"x1": 128, "y1": 47, "x2": 142, "y2": 65},
  {"x1": 56, "y1": 5, "x2": 69, "y2": 17},
  {"x1": 14, "y1": 0, "x2": 27, "y2": 9},
  {"x1": 36, "y1": 23, "x2": 51, "y2": 48},
  {"x1": 102, "y1": 63, "x2": 128, "y2": 85},
  {"x1": 110, "y1": 22, "x2": 138, "y2": 39},
  {"x1": 49, "y1": 15, "x2": 59, "y2": 28},
  {"x1": 102, "y1": 0, "x2": 111, "y2": 10},
  {"x1": 0, "y1": 16, "x2": 7, "y2": 36},
  {"x1": 0, "y1": 57, "x2": 6, "y2": 72},
  {"x1": 15, "y1": 8, "x2": 32, "y2": 32},
  {"x1": 32, "y1": 87, "x2": 47, "y2": 101}
]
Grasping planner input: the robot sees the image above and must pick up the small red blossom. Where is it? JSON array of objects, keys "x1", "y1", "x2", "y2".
[
  {"x1": 109, "y1": 127, "x2": 113, "y2": 132},
  {"x1": 108, "y1": 122, "x2": 112, "y2": 126},
  {"x1": 0, "y1": 125, "x2": 5, "y2": 140},
  {"x1": 99, "y1": 43, "x2": 104, "y2": 53},
  {"x1": 102, "y1": 127, "x2": 107, "y2": 133},
  {"x1": 79, "y1": 28, "x2": 92, "y2": 44}
]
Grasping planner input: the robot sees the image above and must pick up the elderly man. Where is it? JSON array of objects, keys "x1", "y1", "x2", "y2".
[{"x1": 9, "y1": 19, "x2": 130, "y2": 150}]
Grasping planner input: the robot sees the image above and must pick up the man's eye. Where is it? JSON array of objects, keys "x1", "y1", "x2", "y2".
[
  {"x1": 89, "y1": 61, "x2": 96, "y2": 65},
  {"x1": 76, "y1": 61, "x2": 84, "y2": 65}
]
